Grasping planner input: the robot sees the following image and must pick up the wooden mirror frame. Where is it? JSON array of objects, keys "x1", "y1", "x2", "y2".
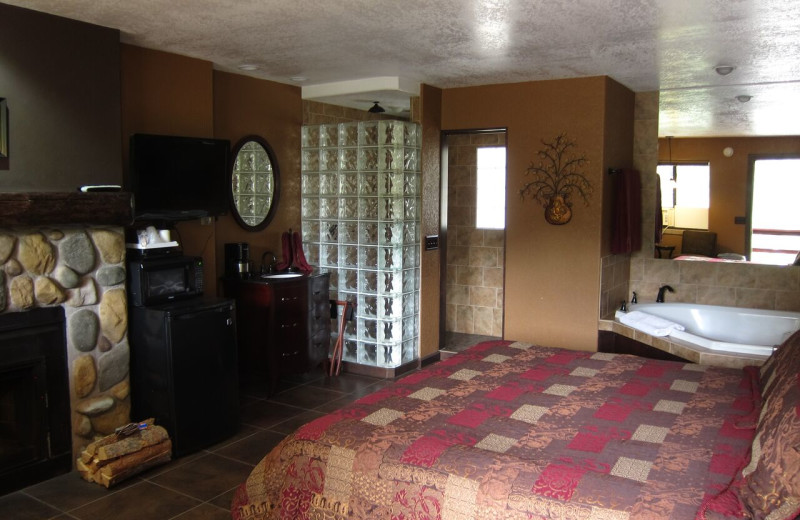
[{"x1": 229, "y1": 135, "x2": 280, "y2": 231}]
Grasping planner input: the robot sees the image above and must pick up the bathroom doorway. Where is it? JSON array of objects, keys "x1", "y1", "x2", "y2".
[{"x1": 440, "y1": 129, "x2": 508, "y2": 353}]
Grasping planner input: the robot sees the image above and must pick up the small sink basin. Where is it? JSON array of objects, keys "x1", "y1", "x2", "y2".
[{"x1": 258, "y1": 272, "x2": 304, "y2": 279}]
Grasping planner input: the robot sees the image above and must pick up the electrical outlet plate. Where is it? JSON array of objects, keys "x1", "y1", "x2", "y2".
[{"x1": 662, "y1": 209, "x2": 675, "y2": 227}]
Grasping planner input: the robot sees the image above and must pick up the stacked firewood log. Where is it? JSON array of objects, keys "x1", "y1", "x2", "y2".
[{"x1": 76, "y1": 419, "x2": 172, "y2": 488}]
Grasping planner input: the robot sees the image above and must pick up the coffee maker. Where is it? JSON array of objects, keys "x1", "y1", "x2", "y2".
[{"x1": 224, "y1": 242, "x2": 250, "y2": 278}]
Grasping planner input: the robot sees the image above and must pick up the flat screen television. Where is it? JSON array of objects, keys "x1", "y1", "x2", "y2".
[{"x1": 129, "y1": 133, "x2": 231, "y2": 221}]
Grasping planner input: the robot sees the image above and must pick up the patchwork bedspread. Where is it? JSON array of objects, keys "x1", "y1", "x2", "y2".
[{"x1": 232, "y1": 341, "x2": 758, "y2": 519}]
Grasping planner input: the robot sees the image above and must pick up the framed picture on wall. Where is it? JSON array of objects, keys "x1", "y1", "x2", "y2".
[{"x1": 0, "y1": 98, "x2": 7, "y2": 158}]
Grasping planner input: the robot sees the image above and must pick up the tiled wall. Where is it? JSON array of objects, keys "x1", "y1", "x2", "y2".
[
  {"x1": 445, "y1": 132, "x2": 505, "y2": 336},
  {"x1": 629, "y1": 258, "x2": 800, "y2": 311},
  {"x1": 632, "y1": 91, "x2": 660, "y2": 258},
  {"x1": 600, "y1": 254, "x2": 631, "y2": 318}
]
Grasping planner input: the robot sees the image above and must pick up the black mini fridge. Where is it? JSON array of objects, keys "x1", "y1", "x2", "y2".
[{"x1": 129, "y1": 296, "x2": 239, "y2": 457}]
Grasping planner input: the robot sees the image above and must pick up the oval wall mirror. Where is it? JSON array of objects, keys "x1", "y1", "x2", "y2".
[{"x1": 229, "y1": 135, "x2": 280, "y2": 231}]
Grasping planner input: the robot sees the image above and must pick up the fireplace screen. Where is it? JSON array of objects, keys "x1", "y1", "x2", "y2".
[
  {"x1": 0, "y1": 361, "x2": 48, "y2": 470},
  {"x1": 0, "y1": 307, "x2": 70, "y2": 494}
]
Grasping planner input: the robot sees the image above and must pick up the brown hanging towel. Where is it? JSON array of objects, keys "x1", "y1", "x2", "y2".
[
  {"x1": 610, "y1": 168, "x2": 642, "y2": 254},
  {"x1": 275, "y1": 231, "x2": 292, "y2": 271},
  {"x1": 290, "y1": 231, "x2": 313, "y2": 273}
]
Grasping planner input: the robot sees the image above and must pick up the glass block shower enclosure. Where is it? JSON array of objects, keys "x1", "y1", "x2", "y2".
[{"x1": 301, "y1": 120, "x2": 421, "y2": 368}]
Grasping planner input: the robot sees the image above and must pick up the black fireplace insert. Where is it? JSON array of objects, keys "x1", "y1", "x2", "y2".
[{"x1": 0, "y1": 307, "x2": 70, "y2": 495}]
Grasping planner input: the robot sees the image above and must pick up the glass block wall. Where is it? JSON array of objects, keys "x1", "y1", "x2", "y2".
[{"x1": 301, "y1": 120, "x2": 421, "y2": 368}]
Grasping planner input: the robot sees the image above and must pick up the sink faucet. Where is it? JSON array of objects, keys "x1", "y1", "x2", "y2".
[
  {"x1": 260, "y1": 251, "x2": 276, "y2": 274},
  {"x1": 656, "y1": 285, "x2": 674, "y2": 303}
]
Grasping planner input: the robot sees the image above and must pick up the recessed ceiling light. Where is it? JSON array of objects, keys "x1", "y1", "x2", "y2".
[
  {"x1": 736, "y1": 95, "x2": 752, "y2": 103},
  {"x1": 290, "y1": 76, "x2": 307, "y2": 82},
  {"x1": 714, "y1": 65, "x2": 735, "y2": 76},
  {"x1": 238, "y1": 64, "x2": 258, "y2": 71}
]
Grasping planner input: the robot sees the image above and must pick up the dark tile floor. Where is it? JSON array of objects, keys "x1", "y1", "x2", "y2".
[
  {"x1": 442, "y1": 331, "x2": 501, "y2": 354},
  {"x1": 0, "y1": 368, "x2": 394, "y2": 520}
]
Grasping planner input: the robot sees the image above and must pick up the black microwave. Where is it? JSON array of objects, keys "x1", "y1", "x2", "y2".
[{"x1": 127, "y1": 255, "x2": 204, "y2": 306}]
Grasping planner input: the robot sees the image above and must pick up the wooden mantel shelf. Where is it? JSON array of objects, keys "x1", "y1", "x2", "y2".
[{"x1": 0, "y1": 192, "x2": 134, "y2": 227}]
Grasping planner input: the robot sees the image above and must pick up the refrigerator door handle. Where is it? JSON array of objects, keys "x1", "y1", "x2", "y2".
[{"x1": 173, "y1": 305, "x2": 233, "y2": 321}]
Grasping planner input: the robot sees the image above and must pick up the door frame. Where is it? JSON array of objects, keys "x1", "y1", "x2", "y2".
[{"x1": 438, "y1": 127, "x2": 508, "y2": 350}]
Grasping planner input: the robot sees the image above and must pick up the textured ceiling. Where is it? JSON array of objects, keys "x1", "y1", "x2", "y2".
[{"x1": 4, "y1": 0, "x2": 800, "y2": 136}]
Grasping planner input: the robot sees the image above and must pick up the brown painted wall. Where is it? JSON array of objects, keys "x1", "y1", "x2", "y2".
[
  {"x1": 597, "y1": 79, "x2": 636, "y2": 319},
  {"x1": 601, "y1": 78, "x2": 637, "y2": 256},
  {"x1": 120, "y1": 46, "x2": 214, "y2": 140},
  {"x1": 119, "y1": 45, "x2": 220, "y2": 292},
  {"x1": 441, "y1": 77, "x2": 633, "y2": 351},
  {"x1": 0, "y1": 3, "x2": 121, "y2": 188},
  {"x1": 658, "y1": 136, "x2": 800, "y2": 255},
  {"x1": 213, "y1": 71, "x2": 303, "y2": 284},
  {"x1": 419, "y1": 84, "x2": 443, "y2": 358},
  {"x1": 6, "y1": 7, "x2": 635, "y2": 356}
]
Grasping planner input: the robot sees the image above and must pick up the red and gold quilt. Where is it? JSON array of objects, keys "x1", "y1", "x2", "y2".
[{"x1": 232, "y1": 341, "x2": 758, "y2": 519}]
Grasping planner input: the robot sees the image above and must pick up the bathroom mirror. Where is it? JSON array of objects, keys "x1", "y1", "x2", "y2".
[
  {"x1": 650, "y1": 135, "x2": 800, "y2": 265},
  {"x1": 656, "y1": 87, "x2": 800, "y2": 265},
  {"x1": 229, "y1": 135, "x2": 280, "y2": 231}
]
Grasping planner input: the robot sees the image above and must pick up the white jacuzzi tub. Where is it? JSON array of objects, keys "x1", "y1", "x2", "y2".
[{"x1": 626, "y1": 303, "x2": 800, "y2": 357}]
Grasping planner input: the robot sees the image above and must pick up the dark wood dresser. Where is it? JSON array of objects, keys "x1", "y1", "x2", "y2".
[{"x1": 223, "y1": 271, "x2": 331, "y2": 393}]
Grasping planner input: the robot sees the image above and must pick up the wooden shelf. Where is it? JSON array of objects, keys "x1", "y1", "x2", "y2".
[{"x1": 0, "y1": 192, "x2": 133, "y2": 227}]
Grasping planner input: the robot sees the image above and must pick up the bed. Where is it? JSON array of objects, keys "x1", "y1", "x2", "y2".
[{"x1": 231, "y1": 335, "x2": 800, "y2": 520}]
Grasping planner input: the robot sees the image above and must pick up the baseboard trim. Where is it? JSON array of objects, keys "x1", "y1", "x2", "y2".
[
  {"x1": 420, "y1": 351, "x2": 441, "y2": 367},
  {"x1": 340, "y1": 358, "x2": 420, "y2": 379}
]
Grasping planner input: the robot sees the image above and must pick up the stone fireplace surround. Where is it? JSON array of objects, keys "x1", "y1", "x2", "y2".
[{"x1": 0, "y1": 192, "x2": 133, "y2": 467}]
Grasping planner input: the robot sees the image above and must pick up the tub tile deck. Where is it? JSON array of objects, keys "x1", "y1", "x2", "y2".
[{"x1": 599, "y1": 319, "x2": 767, "y2": 369}]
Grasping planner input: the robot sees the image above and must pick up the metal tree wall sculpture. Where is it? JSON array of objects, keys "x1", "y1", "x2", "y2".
[{"x1": 520, "y1": 133, "x2": 592, "y2": 225}]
